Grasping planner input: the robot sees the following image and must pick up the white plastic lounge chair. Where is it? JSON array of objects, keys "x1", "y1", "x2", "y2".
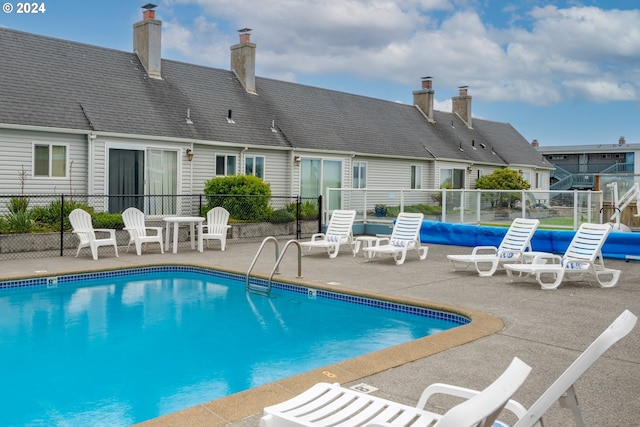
[
  {"x1": 198, "y1": 207, "x2": 231, "y2": 251},
  {"x1": 362, "y1": 212, "x2": 428, "y2": 265},
  {"x1": 447, "y1": 218, "x2": 540, "y2": 276},
  {"x1": 260, "y1": 357, "x2": 531, "y2": 427},
  {"x1": 503, "y1": 222, "x2": 620, "y2": 289},
  {"x1": 299, "y1": 210, "x2": 356, "y2": 258},
  {"x1": 122, "y1": 207, "x2": 164, "y2": 255},
  {"x1": 417, "y1": 310, "x2": 637, "y2": 427},
  {"x1": 69, "y1": 208, "x2": 119, "y2": 260}
]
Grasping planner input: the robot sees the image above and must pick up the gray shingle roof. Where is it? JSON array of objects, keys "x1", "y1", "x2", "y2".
[{"x1": 0, "y1": 27, "x2": 547, "y2": 167}]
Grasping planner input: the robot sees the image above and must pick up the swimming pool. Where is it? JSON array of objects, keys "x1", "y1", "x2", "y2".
[{"x1": 0, "y1": 266, "x2": 468, "y2": 426}]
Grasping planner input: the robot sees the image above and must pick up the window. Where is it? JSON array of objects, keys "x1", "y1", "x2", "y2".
[
  {"x1": 216, "y1": 154, "x2": 237, "y2": 176},
  {"x1": 439, "y1": 168, "x2": 465, "y2": 189},
  {"x1": 411, "y1": 165, "x2": 422, "y2": 189},
  {"x1": 353, "y1": 161, "x2": 367, "y2": 189},
  {"x1": 34, "y1": 144, "x2": 66, "y2": 177},
  {"x1": 522, "y1": 171, "x2": 531, "y2": 184},
  {"x1": 245, "y1": 155, "x2": 265, "y2": 179}
]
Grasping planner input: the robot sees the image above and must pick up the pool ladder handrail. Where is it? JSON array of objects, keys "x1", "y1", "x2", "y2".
[{"x1": 246, "y1": 237, "x2": 302, "y2": 297}]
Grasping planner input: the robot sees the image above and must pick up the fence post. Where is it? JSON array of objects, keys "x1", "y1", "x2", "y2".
[
  {"x1": 59, "y1": 194, "x2": 65, "y2": 257},
  {"x1": 296, "y1": 196, "x2": 301, "y2": 240},
  {"x1": 317, "y1": 195, "x2": 323, "y2": 233}
]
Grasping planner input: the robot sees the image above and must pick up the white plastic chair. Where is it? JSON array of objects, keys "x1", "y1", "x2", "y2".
[
  {"x1": 69, "y1": 208, "x2": 119, "y2": 260},
  {"x1": 122, "y1": 207, "x2": 164, "y2": 255},
  {"x1": 416, "y1": 310, "x2": 637, "y2": 427},
  {"x1": 260, "y1": 357, "x2": 531, "y2": 427},
  {"x1": 447, "y1": 218, "x2": 540, "y2": 276},
  {"x1": 503, "y1": 222, "x2": 620, "y2": 289},
  {"x1": 362, "y1": 212, "x2": 428, "y2": 265},
  {"x1": 199, "y1": 207, "x2": 231, "y2": 251},
  {"x1": 299, "y1": 210, "x2": 356, "y2": 258}
]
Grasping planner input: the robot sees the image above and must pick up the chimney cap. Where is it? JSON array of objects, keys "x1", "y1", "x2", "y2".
[
  {"x1": 458, "y1": 85, "x2": 468, "y2": 89},
  {"x1": 421, "y1": 76, "x2": 433, "y2": 80},
  {"x1": 238, "y1": 28, "x2": 252, "y2": 33},
  {"x1": 142, "y1": 3, "x2": 157, "y2": 10}
]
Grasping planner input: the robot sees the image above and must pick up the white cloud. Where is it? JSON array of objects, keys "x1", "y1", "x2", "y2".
[{"x1": 157, "y1": 1, "x2": 640, "y2": 106}]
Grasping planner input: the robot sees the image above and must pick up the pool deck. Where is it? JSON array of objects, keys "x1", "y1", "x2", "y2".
[{"x1": 2, "y1": 240, "x2": 639, "y2": 426}]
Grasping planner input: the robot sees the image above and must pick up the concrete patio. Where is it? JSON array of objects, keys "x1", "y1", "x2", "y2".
[{"x1": 2, "y1": 239, "x2": 638, "y2": 426}]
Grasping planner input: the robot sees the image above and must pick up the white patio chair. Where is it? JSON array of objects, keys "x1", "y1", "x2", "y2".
[
  {"x1": 503, "y1": 222, "x2": 620, "y2": 289},
  {"x1": 416, "y1": 310, "x2": 637, "y2": 427},
  {"x1": 299, "y1": 210, "x2": 357, "y2": 258},
  {"x1": 199, "y1": 207, "x2": 231, "y2": 251},
  {"x1": 122, "y1": 207, "x2": 164, "y2": 255},
  {"x1": 447, "y1": 218, "x2": 540, "y2": 276},
  {"x1": 69, "y1": 208, "x2": 119, "y2": 260},
  {"x1": 260, "y1": 357, "x2": 531, "y2": 427},
  {"x1": 362, "y1": 212, "x2": 428, "y2": 265}
]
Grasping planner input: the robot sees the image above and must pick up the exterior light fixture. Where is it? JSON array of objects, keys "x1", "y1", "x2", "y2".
[{"x1": 186, "y1": 148, "x2": 194, "y2": 161}]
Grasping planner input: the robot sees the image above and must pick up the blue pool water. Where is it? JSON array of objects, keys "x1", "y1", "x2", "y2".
[{"x1": 0, "y1": 267, "x2": 467, "y2": 426}]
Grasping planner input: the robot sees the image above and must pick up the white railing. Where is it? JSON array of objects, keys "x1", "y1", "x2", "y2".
[{"x1": 325, "y1": 188, "x2": 604, "y2": 230}]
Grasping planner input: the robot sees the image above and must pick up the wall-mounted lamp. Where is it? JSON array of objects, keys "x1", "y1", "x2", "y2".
[
  {"x1": 186, "y1": 148, "x2": 194, "y2": 162},
  {"x1": 466, "y1": 166, "x2": 473, "y2": 173},
  {"x1": 294, "y1": 155, "x2": 301, "y2": 164}
]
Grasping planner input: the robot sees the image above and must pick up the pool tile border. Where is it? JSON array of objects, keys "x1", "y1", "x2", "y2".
[{"x1": 0, "y1": 265, "x2": 469, "y2": 327}]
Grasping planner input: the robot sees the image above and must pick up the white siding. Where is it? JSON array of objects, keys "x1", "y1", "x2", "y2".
[{"x1": 0, "y1": 129, "x2": 87, "y2": 195}]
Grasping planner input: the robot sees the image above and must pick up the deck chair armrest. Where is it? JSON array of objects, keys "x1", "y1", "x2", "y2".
[
  {"x1": 531, "y1": 253, "x2": 560, "y2": 264},
  {"x1": 310, "y1": 233, "x2": 326, "y2": 241},
  {"x1": 471, "y1": 246, "x2": 498, "y2": 255},
  {"x1": 417, "y1": 383, "x2": 529, "y2": 419},
  {"x1": 372, "y1": 237, "x2": 390, "y2": 247},
  {"x1": 94, "y1": 228, "x2": 116, "y2": 238},
  {"x1": 144, "y1": 226, "x2": 163, "y2": 235}
]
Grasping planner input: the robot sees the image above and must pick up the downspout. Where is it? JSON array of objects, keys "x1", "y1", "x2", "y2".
[{"x1": 87, "y1": 132, "x2": 95, "y2": 195}]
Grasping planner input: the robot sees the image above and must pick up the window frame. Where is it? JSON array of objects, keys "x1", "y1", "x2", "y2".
[
  {"x1": 215, "y1": 154, "x2": 237, "y2": 176},
  {"x1": 33, "y1": 143, "x2": 68, "y2": 178},
  {"x1": 352, "y1": 161, "x2": 367, "y2": 189},
  {"x1": 245, "y1": 155, "x2": 265, "y2": 179},
  {"x1": 411, "y1": 165, "x2": 422, "y2": 189}
]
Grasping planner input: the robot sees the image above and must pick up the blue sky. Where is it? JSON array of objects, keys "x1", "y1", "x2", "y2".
[{"x1": 1, "y1": 0, "x2": 638, "y2": 147}]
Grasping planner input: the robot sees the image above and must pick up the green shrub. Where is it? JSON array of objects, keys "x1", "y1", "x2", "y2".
[
  {"x1": 8, "y1": 197, "x2": 29, "y2": 214},
  {"x1": 270, "y1": 209, "x2": 295, "y2": 224},
  {"x1": 204, "y1": 175, "x2": 272, "y2": 221},
  {"x1": 31, "y1": 200, "x2": 94, "y2": 231},
  {"x1": 285, "y1": 201, "x2": 319, "y2": 220},
  {"x1": 93, "y1": 212, "x2": 124, "y2": 229},
  {"x1": 3, "y1": 209, "x2": 34, "y2": 233}
]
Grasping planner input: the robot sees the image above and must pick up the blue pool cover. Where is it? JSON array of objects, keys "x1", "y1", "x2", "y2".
[{"x1": 419, "y1": 220, "x2": 639, "y2": 260}]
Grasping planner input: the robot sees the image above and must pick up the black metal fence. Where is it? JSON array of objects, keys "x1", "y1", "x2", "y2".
[{"x1": 0, "y1": 194, "x2": 322, "y2": 260}]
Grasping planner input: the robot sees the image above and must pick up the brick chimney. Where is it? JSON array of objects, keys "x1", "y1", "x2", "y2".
[
  {"x1": 133, "y1": 4, "x2": 162, "y2": 79},
  {"x1": 230, "y1": 28, "x2": 256, "y2": 94},
  {"x1": 531, "y1": 139, "x2": 539, "y2": 149},
  {"x1": 619, "y1": 136, "x2": 626, "y2": 145},
  {"x1": 413, "y1": 77, "x2": 435, "y2": 122},
  {"x1": 452, "y1": 85, "x2": 472, "y2": 128}
]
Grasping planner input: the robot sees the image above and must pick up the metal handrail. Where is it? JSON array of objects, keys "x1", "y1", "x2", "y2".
[
  {"x1": 267, "y1": 240, "x2": 303, "y2": 292},
  {"x1": 246, "y1": 236, "x2": 279, "y2": 295}
]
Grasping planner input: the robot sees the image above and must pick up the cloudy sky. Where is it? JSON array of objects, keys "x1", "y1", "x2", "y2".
[{"x1": 2, "y1": 0, "x2": 638, "y2": 146}]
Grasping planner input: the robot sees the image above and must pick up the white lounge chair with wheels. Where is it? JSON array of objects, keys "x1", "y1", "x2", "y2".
[
  {"x1": 299, "y1": 210, "x2": 356, "y2": 258},
  {"x1": 362, "y1": 212, "x2": 428, "y2": 265},
  {"x1": 199, "y1": 207, "x2": 231, "y2": 251},
  {"x1": 447, "y1": 218, "x2": 540, "y2": 276},
  {"x1": 416, "y1": 310, "x2": 637, "y2": 427},
  {"x1": 69, "y1": 208, "x2": 119, "y2": 260},
  {"x1": 504, "y1": 222, "x2": 620, "y2": 289},
  {"x1": 122, "y1": 207, "x2": 164, "y2": 255},
  {"x1": 260, "y1": 357, "x2": 531, "y2": 427}
]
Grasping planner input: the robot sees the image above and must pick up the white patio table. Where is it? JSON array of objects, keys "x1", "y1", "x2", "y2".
[{"x1": 163, "y1": 216, "x2": 205, "y2": 254}]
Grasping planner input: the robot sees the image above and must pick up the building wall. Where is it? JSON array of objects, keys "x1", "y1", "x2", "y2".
[{"x1": 0, "y1": 128, "x2": 88, "y2": 195}]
